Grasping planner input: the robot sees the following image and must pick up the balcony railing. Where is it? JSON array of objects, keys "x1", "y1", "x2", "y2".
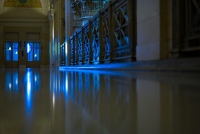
[
  {"x1": 69, "y1": 0, "x2": 134, "y2": 65},
  {"x1": 71, "y1": 0, "x2": 108, "y2": 29}
]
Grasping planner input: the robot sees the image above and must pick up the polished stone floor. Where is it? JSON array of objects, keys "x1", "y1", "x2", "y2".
[{"x1": 0, "y1": 69, "x2": 200, "y2": 134}]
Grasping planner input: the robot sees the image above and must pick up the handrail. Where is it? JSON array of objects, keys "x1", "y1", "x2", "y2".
[{"x1": 69, "y1": 0, "x2": 133, "y2": 65}]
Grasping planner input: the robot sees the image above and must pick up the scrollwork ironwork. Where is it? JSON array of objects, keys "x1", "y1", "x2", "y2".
[{"x1": 69, "y1": 0, "x2": 132, "y2": 65}]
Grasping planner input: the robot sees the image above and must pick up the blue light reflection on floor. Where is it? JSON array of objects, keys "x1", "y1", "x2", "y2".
[
  {"x1": 59, "y1": 71, "x2": 69, "y2": 100},
  {"x1": 65, "y1": 72, "x2": 68, "y2": 99},
  {"x1": 58, "y1": 69, "x2": 134, "y2": 133},
  {"x1": 50, "y1": 70, "x2": 69, "y2": 102},
  {"x1": 5, "y1": 69, "x2": 41, "y2": 115},
  {"x1": 62, "y1": 71, "x2": 69, "y2": 100},
  {"x1": 33, "y1": 72, "x2": 40, "y2": 90},
  {"x1": 5, "y1": 72, "x2": 12, "y2": 91},
  {"x1": 60, "y1": 70, "x2": 104, "y2": 110},
  {"x1": 25, "y1": 71, "x2": 32, "y2": 113},
  {"x1": 2, "y1": 69, "x2": 200, "y2": 134},
  {"x1": 5, "y1": 71, "x2": 18, "y2": 92}
]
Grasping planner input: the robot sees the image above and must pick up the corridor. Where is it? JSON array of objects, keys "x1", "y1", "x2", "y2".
[{"x1": 0, "y1": 69, "x2": 200, "y2": 134}]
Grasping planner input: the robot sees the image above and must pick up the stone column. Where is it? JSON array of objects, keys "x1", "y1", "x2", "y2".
[
  {"x1": 136, "y1": 0, "x2": 171, "y2": 61},
  {"x1": 65, "y1": 0, "x2": 74, "y2": 66},
  {"x1": 128, "y1": 0, "x2": 136, "y2": 60},
  {"x1": 49, "y1": 10, "x2": 55, "y2": 68},
  {"x1": 41, "y1": 26, "x2": 50, "y2": 68},
  {"x1": 55, "y1": 0, "x2": 61, "y2": 68}
]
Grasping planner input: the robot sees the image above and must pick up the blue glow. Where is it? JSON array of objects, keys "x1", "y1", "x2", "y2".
[
  {"x1": 6, "y1": 42, "x2": 18, "y2": 61},
  {"x1": 26, "y1": 71, "x2": 32, "y2": 113},
  {"x1": 27, "y1": 43, "x2": 31, "y2": 53},
  {"x1": 34, "y1": 75, "x2": 37, "y2": 81},
  {"x1": 6, "y1": 44, "x2": 12, "y2": 61},
  {"x1": 13, "y1": 72, "x2": 18, "y2": 91},
  {"x1": 5, "y1": 71, "x2": 18, "y2": 92},
  {"x1": 53, "y1": 92, "x2": 55, "y2": 107},
  {"x1": 65, "y1": 42, "x2": 68, "y2": 54},
  {"x1": 33, "y1": 73, "x2": 40, "y2": 90},
  {"x1": 4, "y1": 70, "x2": 42, "y2": 116},
  {"x1": 13, "y1": 42, "x2": 18, "y2": 61},
  {"x1": 27, "y1": 43, "x2": 33, "y2": 61},
  {"x1": 22, "y1": 70, "x2": 41, "y2": 115},
  {"x1": 34, "y1": 43, "x2": 40, "y2": 61},
  {"x1": 5, "y1": 73, "x2": 11, "y2": 90},
  {"x1": 26, "y1": 42, "x2": 40, "y2": 61},
  {"x1": 9, "y1": 83, "x2": 12, "y2": 89},
  {"x1": 65, "y1": 72, "x2": 68, "y2": 100},
  {"x1": 66, "y1": 75, "x2": 68, "y2": 92}
]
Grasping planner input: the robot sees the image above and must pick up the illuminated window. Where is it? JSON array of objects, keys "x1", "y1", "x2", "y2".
[
  {"x1": 34, "y1": 43, "x2": 40, "y2": 61},
  {"x1": 6, "y1": 42, "x2": 18, "y2": 61},
  {"x1": 27, "y1": 43, "x2": 33, "y2": 61},
  {"x1": 13, "y1": 42, "x2": 18, "y2": 61},
  {"x1": 27, "y1": 42, "x2": 40, "y2": 61}
]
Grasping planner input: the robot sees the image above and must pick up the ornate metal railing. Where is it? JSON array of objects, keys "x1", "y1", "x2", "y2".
[
  {"x1": 172, "y1": 0, "x2": 200, "y2": 57},
  {"x1": 71, "y1": 0, "x2": 109, "y2": 30},
  {"x1": 69, "y1": 0, "x2": 133, "y2": 65},
  {"x1": 60, "y1": 43, "x2": 66, "y2": 66}
]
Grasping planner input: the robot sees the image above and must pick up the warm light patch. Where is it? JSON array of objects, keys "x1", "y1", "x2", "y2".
[{"x1": 3, "y1": 0, "x2": 42, "y2": 8}]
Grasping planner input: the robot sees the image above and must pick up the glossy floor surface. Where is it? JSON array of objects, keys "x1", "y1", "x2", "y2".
[{"x1": 0, "y1": 69, "x2": 200, "y2": 134}]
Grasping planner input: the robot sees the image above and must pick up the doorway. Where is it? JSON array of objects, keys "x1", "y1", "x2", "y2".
[
  {"x1": 5, "y1": 41, "x2": 40, "y2": 68},
  {"x1": 25, "y1": 42, "x2": 40, "y2": 68}
]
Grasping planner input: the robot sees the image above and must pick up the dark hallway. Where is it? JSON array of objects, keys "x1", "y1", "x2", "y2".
[{"x1": 0, "y1": 69, "x2": 200, "y2": 134}]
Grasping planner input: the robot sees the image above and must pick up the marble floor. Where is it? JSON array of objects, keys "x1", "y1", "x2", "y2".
[{"x1": 0, "y1": 68, "x2": 200, "y2": 134}]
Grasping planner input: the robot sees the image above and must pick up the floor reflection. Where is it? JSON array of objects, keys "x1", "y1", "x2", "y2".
[
  {"x1": 5, "y1": 69, "x2": 41, "y2": 114},
  {"x1": 59, "y1": 71, "x2": 135, "y2": 134},
  {"x1": 0, "y1": 69, "x2": 200, "y2": 134},
  {"x1": 5, "y1": 71, "x2": 18, "y2": 92}
]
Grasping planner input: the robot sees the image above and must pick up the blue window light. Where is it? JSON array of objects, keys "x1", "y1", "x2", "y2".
[
  {"x1": 27, "y1": 42, "x2": 40, "y2": 61},
  {"x1": 6, "y1": 42, "x2": 18, "y2": 61}
]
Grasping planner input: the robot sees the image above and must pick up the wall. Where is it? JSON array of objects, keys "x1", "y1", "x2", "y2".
[
  {"x1": 0, "y1": 0, "x2": 50, "y2": 68},
  {"x1": 2, "y1": 26, "x2": 49, "y2": 68}
]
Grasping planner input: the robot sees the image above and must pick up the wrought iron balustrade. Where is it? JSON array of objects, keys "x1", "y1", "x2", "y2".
[
  {"x1": 69, "y1": 0, "x2": 134, "y2": 65},
  {"x1": 172, "y1": 0, "x2": 200, "y2": 57},
  {"x1": 71, "y1": 0, "x2": 109, "y2": 30}
]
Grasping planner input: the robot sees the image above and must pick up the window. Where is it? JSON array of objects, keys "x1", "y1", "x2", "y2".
[
  {"x1": 27, "y1": 42, "x2": 40, "y2": 61},
  {"x1": 6, "y1": 42, "x2": 18, "y2": 61},
  {"x1": 34, "y1": 43, "x2": 40, "y2": 61},
  {"x1": 13, "y1": 42, "x2": 18, "y2": 61}
]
